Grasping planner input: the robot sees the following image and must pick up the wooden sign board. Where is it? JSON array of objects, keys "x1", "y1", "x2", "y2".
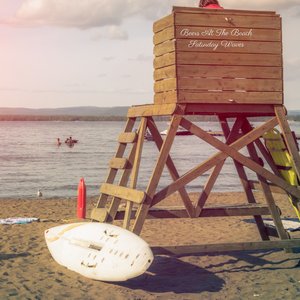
[{"x1": 153, "y1": 7, "x2": 283, "y2": 105}]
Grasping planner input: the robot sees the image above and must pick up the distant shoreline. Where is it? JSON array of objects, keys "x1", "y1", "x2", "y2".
[
  {"x1": 0, "y1": 114, "x2": 299, "y2": 122},
  {"x1": 0, "y1": 115, "x2": 127, "y2": 121}
]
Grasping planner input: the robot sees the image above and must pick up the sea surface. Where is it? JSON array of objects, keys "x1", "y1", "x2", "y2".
[{"x1": 1, "y1": 120, "x2": 300, "y2": 199}]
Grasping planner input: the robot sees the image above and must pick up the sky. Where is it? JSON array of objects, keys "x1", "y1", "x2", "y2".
[{"x1": 0, "y1": 0, "x2": 300, "y2": 110}]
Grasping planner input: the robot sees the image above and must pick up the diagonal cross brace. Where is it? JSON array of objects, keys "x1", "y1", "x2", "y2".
[{"x1": 152, "y1": 117, "x2": 300, "y2": 206}]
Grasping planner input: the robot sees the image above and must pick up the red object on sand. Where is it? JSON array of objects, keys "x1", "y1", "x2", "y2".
[{"x1": 77, "y1": 178, "x2": 86, "y2": 219}]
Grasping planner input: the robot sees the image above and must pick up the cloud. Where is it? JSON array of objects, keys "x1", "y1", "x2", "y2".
[
  {"x1": 102, "y1": 56, "x2": 116, "y2": 61},
  {"x1": 2, "y1": 0, "x2": 300, "y2": 29},
  {"x1": 284, "y1": 58, "x2": 300, "y2": 82},
  {"x1": 129, "y1": 54, "x2": 152, "y2": 62},
  {"x1": 6, "y1": 0, "x2": 195, "y2": 28},
  {"x1": 91, "y1": 25, "x2": 128, "y2": 40}
]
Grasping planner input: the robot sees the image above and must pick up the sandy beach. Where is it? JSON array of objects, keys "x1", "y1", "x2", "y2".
[{"x1": 1, "y1": 191, "x2": 300, "y2": 299}]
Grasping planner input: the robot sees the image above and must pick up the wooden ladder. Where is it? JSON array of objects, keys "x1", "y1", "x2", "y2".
[{"x1": 91, "y1": 117, "x2": 148, "y2": 229}]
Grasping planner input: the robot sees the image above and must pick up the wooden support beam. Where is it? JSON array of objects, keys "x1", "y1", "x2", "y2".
[
  {"x1": 180, "y1": 118, "x2": 300, "y2": 199},
  {"x1": 249, "y1": 180, "x2": 286, "y2": 194},
  {"x1": 195, "y1": 161, "x2": 224, "y2": 217},
  {"x1": 133, "y1": 115, "x2": 182, "y2": 235},
  {"x1": 220, "y1": 116, "x2": 270, "y2": 241},
  {"x1": 127, "y1": 103, "x2": 182, "y2": 117},
  {"x1": 153, "y1": 117, "x2": 280, "y2": 205},
  {"x1": 100, "y1": 183, "x2": 146, "y2": 204},
  {"x1": 152, "y1": 239, "x2": 300, "y2": 256},
  {"x1": 147, "y1": 117, "x2": 195, "y2": 217},
  {"x1": 194, "y1": 117, "x2": 247, "y2": 217},
  {"x1": 124, "y1": 117, "x2": 147, "y2": 229},
  {"x1": 275, "y1": 105, "x2": 300, "y2": 180},
  {"x1": 114, "y1": 204, "x2": 271, "y2": 220},
  {"x1": 242, "y1": 125, "x2": 291, "y2": 249},
  {"x1": 184, "y1": 104, "x2": 276, "y2": 116}
]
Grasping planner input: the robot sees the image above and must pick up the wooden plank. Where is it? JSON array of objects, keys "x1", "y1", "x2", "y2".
[
  {"x1": 154, "y1": 65, "x2": 176, "y2": 81},
  {"x1": 155, "y1": 78, "x2": 282, "y2": 93},
  {"x1": 175, "y1": 65, "x2": 282, "y2": 80},
  {"x1": 109, "y1": 157, "x2": 130, "y2": 170},
  {"x1": 154, "y1": 40, "x2": 175, "y2": 57},
  {"x1": 154, "y1": 65, "x2": 282, "y2": 81},
  {"x1": 154, "y1": 52, "x2": 282, "y2": 70},
  {"x1": 127, "y1": 103, "x2": 179, "y2": 117},
  {"x1": 177, "y1": 91, "x2": 282, "y2": 104},
  {"x1": 100, "y1": 183, "x2": 146, "y2": 204},
  {"x1": 175, "y1": 39, "x2": 281, "y2": 55},
  {"x1": 184, "y1": 103, "x2": 276, "y2": 116},
  {"x1": 133, "y1": 115, "x2": 182, "y2": 235},
  {"x1": 176, "y1": 52, "x2": 282, "y2": 67},
  {"x1": 154, "y1": 91, "x2": 283, "y2": 105},
  {"x1": 154, "y1": 78, "x2": 177, "y2": 93},
  {"x1": 154, "y1": 91, "x2": 178, "y2": 104},
  {"x1": 154, "y1": 52, "x2": 176, "y2": 69},
  {"x1": 153, "y1": 27, "x2": 175, "y2": 45},
  {"x1": 248, "y1": 180, "x2": 286, "y2": 194},
  {"x1": 114, "y1": 204, "x2": 271, "y2": 220},
  {"x1": 153, "y1": 13, "x2": 174, "y2": 33},
  {"x1": 118, "y1": 132, "x2": 137, "y2": 143},
  {"x1": 147, "y1": 117, "x2": 195, "y2": 217},
  {"x1": 175, "y1": 26, "x2": 281, "y2": 42},
  {"x1": 152, "y1": 239, "x2": 300, "y2": 256},
  {"x1": 174, "y1": 13, "x2": 281, "y2": 30}
]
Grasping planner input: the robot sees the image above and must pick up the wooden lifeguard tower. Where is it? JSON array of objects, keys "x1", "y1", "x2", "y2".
[{"x1": 91, "y1": 7, "x2": 300, "y2": 254}]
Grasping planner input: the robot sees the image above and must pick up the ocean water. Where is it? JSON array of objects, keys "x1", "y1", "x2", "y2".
[{"x1": 1, "y1": 120, "x2": 300, "y2": 199}]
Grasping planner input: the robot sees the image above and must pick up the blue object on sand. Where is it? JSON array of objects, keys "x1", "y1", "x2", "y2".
[{"x1": 0, "y1": 217, "x2": 39, "y2": 225}]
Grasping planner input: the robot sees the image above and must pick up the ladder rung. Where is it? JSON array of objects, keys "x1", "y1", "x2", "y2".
[
  {"x1": 109, "y1": 158, "x2": 130, "y2": 169},
  {"x1": 90, "y1": 208, "x2": 108, "y2": 222},
  {"x1": 100, "y1": 183, "x2": 146, "y2": 204},
  {"x1": 118, "y1": 132, "x2": 138, "y2": 143}
]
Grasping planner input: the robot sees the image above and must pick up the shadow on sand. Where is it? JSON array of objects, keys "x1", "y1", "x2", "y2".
[
  {"x1": 118, "y1": 255, "x2": 225, "y2": 294},
  {"x1": 119, "y1": 249, "x2": 300, "y2": 294},
  {"x1": 0, "y1": 252, "x2": 30, "y2": 261}
]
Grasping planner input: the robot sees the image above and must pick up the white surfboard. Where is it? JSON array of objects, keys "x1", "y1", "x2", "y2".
[{"x1": 45, "y1": 222, "x2": 154, "y2": 282}]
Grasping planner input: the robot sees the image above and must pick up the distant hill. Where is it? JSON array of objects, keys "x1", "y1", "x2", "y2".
[
  {"x1": 0, "y1": 106, "x2": 130, "y2": 117},
  {"x1": 287, "y1": 110, "x2": 300, "y2": 116}
]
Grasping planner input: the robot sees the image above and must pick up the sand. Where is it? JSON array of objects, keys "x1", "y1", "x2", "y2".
[{"x1": 1, "y1": 192, "x2": 300, "y2": 300}]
